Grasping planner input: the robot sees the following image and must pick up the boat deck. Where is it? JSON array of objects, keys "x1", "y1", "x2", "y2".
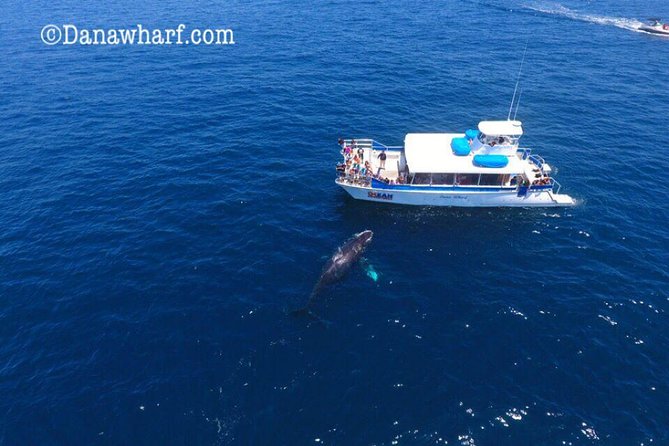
[
  {"x1": 341, "y1": 139, "x2": 402, "y2": 182},
  {"x1": 369, "y1": 148, "x2": 401, "y2": 180}
]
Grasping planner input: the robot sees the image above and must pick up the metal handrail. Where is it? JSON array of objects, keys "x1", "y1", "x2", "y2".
[
  {"x1": 517, "y1": 148, "x2": 546, "y2": 169},
  {"x1": 342, "y1": 138, "x2": 373, "y2": 148},
  {"x1": 342, "y1": 139, "x2": 403, "y2": 151},
  {"x1": 527, "y1": 178, "x2": 560, "y2": 192},
  {"x1": 336, "y1": 175, "x2": 371, "y2": 186},
  {"x1": 529, "y1": 154, "x2": 546, "y2": 169}
]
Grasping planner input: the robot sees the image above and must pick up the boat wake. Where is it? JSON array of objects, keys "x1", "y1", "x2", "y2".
[{"x1": 522, "y1": 2, "x2": 644, "y2": 33}]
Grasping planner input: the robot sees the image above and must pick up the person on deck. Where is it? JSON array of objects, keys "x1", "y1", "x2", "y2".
[{"x1": 377, "y1": 150, "x2": 387, "y2": 175}]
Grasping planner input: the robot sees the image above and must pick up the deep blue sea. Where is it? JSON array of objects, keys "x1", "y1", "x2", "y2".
[{"x1": 1, "y1": 0, "x2": 669, "y2": 444}]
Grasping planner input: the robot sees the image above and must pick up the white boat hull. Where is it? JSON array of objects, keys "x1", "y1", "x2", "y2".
[
  {"x1": 337, "y1": 181, "x2": 575, "y2": 207},
  {"x1": 639, "y1": 25, "x2": 669, "y2": 36}
]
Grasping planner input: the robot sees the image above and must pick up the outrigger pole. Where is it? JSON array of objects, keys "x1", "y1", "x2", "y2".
[
  {"x1": 507, "y1": 43, "x2": 528, "y2": 121},
  {"x1": 513, "y1": 88, "x2": 523, "y2": 121}
]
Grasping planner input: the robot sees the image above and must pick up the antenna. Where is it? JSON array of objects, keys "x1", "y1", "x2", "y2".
[
  {"x1": 513, "y1": 87, "x2": 523, "y2": 120},
  {"x1": 507, "y1": 43, "x2": 528, "y2": 121}
]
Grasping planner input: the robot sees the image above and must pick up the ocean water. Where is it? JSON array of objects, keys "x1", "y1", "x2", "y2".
[{"x1": 1, "y1": 0, "x2": 669, "y2": 444}]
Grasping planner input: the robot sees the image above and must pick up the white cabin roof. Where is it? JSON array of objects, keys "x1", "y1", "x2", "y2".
[
  {"x1": 404, "y1": 133, "x2": 524, "y2": 174},
  {"x1": 478, "y1": 120, "x2": 523, "y2": 136}
]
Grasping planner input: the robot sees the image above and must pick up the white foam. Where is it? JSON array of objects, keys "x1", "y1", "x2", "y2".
[
  {"x1": 501, "y1": 408, "x2": 527, "y2": 422},
  {"x1": 524, "y1": 2, "x2": 644, "y2": 32},
  {"x1": 580, "y1": 422, "x2": 600, "y2": 440},
  {"x1": 508, "y1": 307, "x2": 528, "y2": 319},
  {"x1": 597, "y1": 314, "x2": 618, "y2": 326}
]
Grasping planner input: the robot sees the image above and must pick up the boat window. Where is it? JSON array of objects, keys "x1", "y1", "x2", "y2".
[
  {"x1": 431, "y1": 173, "x2": 454, "y2": 185},
  {"x1": 509, "y1": 174, "x2": 524, "y2": 186},
  {"x1": 412, "y1": 173, "x2": 432, "y2": 185},
  {"x1": 455, "y1": 173, "x2": 480, "y2": 186},
  {"x1": 479, "y1": 174, "x2": 505, "y2": 186}
]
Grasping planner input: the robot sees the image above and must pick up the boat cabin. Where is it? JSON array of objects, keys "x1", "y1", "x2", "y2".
[
  {"x1": 471, "y1": 120, "x2": 523, "y2": 154},
  {"x1": 401, "y1": 131, "x2": 524, "y2": 187}
]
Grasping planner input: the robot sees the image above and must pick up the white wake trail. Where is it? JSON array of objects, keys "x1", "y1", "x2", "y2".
[{"x1": 523, "y1": 2, "x2": 644, "y2": 32}]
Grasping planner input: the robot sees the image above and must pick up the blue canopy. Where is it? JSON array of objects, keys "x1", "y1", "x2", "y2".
[
  {"x1": 465, "y1": 129, "x2": 480, "y2": 140},
  {"x1": 473, "y1": 154, "x2": 509, "y2": 168},
  {"x1": 451, "y1": 137, "x2": 471, "y2": 156}
]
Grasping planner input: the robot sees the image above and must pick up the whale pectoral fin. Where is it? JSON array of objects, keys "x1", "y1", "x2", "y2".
[{"x1": 361, "y1": 258, "x2": 379, "y2": 282}]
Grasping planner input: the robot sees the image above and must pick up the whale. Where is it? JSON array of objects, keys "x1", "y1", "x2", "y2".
[{"x1": 292, "y1": 230, "x2": 373, "y2": 317}]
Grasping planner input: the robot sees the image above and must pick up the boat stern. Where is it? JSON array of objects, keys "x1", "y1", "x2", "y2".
[{"x1": 550, "y1": 192, "x2": 576, "y2": 206}]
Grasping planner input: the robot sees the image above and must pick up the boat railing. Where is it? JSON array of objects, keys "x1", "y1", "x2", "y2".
[
  {"x1": 550, "y1": 178, "x2": 562, "y2": 194},
  {"x1": 342, "y1": 139, "x2": 403, "y2": 152},
  {"x1": 342, "y1": 139, "x2": 373, "y2": 151},
  {"x1": 336, "y1": 174, "x2": 371, "y2": 187},
  {"x1": 518, "y1": 148, "x2": 552, "y2": 173},
  {"x1": 518, "y1": 148, "x2": 545, "y2": 164},
  {"x1": 519, "y1": 177, "x2": 562, "y2": 196},
  {"x1": 529, "y1": 154, "x2": 547, "y2": 170}
]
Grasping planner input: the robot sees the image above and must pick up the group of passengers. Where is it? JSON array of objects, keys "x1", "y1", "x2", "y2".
[
  {"x1": 337, "y1": 138, "x2": 390, "y2": 181},
  {"x1": 532, "y1": 177, "x2": 552, "y2": 186},
  {"x1": 509, "y1": 175, "x2": 552, "y2": 187},
  {"x1": 338, "y1": 138, "x2": 365, "y2": 162},
  {"x1": 488, "y1": 136, "x2": 510, "y2": 147},
  {"x1": 336, "y1": 158, "x2": 373, "y2": 177},
  {"x1": 376, "y1": 173, "x2": 407, "y2": 185}
]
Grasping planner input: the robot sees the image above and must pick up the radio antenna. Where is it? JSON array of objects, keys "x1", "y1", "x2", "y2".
[
  {"x1": 513, "y1": 87, "x2": 523, "y2": 120},
  {"x1": 507, "y1": 43, "x2": 528, "y2": 121}
]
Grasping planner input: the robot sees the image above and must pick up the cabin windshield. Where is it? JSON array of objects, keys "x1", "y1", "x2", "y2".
[{"x1": 478, "y1": 133, "x2": 519, "y2": 146}]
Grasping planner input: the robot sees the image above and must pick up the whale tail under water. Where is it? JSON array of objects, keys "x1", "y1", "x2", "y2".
[
  {"x1": 289, "y1": 306, "x2": 318, "y2": 320},
  {"x1": 290, "y1": 284, "x2": 327, "y2": 322},
  {"x1": 290, "y1": 302, "x2": 331, "y2": 328}
]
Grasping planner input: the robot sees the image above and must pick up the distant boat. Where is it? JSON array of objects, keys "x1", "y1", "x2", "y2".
[
  {"x1": 335, "y1": 120, "x2": 575, "y2": 208},
  {"x1": 638, "y1": 18, "x2": 669, "y2": 36}
]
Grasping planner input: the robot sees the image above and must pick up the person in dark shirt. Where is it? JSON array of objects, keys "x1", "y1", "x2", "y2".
[{"x1": 378, "y1": 150, "x2": 387, "y2": 167}]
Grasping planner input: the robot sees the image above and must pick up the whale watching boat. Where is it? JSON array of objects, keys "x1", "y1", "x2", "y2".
[
  {"x1": 335, "y1": 120, "x2": 575, "y2": 207},
  {"x1": 638, "y1": 18, "x2": 669, "y2": 36}
]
